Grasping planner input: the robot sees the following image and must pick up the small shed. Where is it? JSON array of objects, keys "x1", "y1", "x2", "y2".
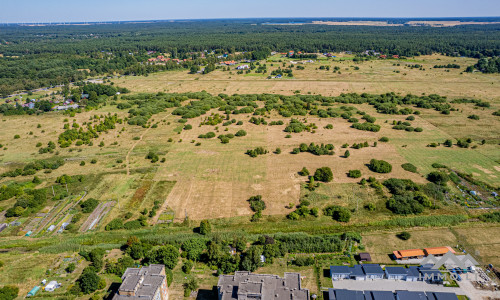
[
  {"x1": 25, "y1": 231, "x2": 32, "y2": 237},
  {"x1": 44, "y1": 281, "x2": 59, "y2": 292},
  {"x1": 47, "y1": 225, "x2": 56, "y2": 232},
  {"x1": 359, "y1": 252, "x2": 372, "y2": 262}
]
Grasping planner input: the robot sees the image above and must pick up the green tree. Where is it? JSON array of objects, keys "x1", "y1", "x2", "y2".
[
  {"x1": 314, "y1": 167, "x2": 333, "y2": 182},
  {"x1": 344, "y1": 150, "x2": 350, "y2": 158},
  {"x1": 147, "y1": 245, "x2": 179, "y2": 270},
  {"x1": 78, "y1": 267, "x2": 101, "y2": 294},
  {"x1": 0, "y1": 285, "x2": 18, "y2": 300},
  {"x1": 299, "y1": 167, "x2": 309, "y2": 176},
  {"x1": 199, "y1": 220, "x2": 211, "y2": 235}
]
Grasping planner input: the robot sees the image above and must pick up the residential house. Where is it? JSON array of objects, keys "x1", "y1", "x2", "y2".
[
  {"x1": 362, "y1": 264, "x2": 384, "y2": 280},
  {"x1": 330, "y1": 266, "x2": 351, "y2": 280}
]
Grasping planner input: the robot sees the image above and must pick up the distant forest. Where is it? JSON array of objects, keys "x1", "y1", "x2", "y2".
[{"x1": 0, "y1": 20, "x2": 499, "y2": 96}]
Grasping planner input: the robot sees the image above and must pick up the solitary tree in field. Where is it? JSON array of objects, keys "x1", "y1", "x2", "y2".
[{"x1": 344, "y1": 150, "x2": 350, "y2": 158}]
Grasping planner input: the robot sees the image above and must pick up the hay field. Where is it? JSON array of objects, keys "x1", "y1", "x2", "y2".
[{"x1": 112, "y1": 55, "x2": 500, "y2": 101}]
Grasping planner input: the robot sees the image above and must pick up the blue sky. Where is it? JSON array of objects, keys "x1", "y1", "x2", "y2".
[{"x1": 1, "y1": 0, "x2": 499, "y2": 23}]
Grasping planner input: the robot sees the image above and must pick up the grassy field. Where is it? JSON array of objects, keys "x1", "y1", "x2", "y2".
[{"x1": 112, "y1": 54, "x2": 500, "y2": 101}]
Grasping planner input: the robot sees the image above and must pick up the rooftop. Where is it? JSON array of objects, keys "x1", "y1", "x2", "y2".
[
  {"x1": 113, "y1": 264, "x2": 166, "y2": 300},
  {"x1": 218, "y1": 271, "x2": 309, "y2": 300}
]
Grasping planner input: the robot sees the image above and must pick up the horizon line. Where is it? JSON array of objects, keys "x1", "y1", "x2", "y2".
[{"x1": 1, "y1": 16, "x2": 500, "y2": 25}]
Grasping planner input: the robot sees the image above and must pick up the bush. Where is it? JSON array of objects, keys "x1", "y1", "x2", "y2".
[
  {"x1": 235, "y1": 130, "x2": 247, "y2": 137},
  {"x1": 105, "y1": 218, "x2": 124, "y2": 231},
  {"x1": 299, "y1": 167, "x2": 309, "y2": 176},
  {"x1": 90, "y1": 159, "x2": 97, "y2": 164},
  {"x1": 314, "y1": 167, "x2": 333, "y2": 182},
  {"x1": 348, "y1": 170, "x2": 362, "y2": 178},
  {"x1": 364, "y1": 203, "x2": 376, "y2": 211},
  {"x1": 0, "y1": 285, "x2": 19, "y2": 300},
  {"x1": 199, "y1": 220, "x2": 211, "y2": 235},
  {"x1": 386, "y1": 193, "x2": 424, "y2": 215},
  {"x1": 397, "y1": 231, "x2": 411, "y2": 240},
  {"x1": 401, "y1": 163, "x2": 418, "y2": 173},
  {"x1": 182, "y1": 260, "x2": 194, "y2": 274},
  {"x1": 368, "y1": 159, "x2": 392, "y2": 173},
  {"x1": 427, "y1": 171, "x2": 449, "y2": 186},
  {"x1": 66, "y1": 263, "x2": 76, "y2": 273},
  {"x1": 13, "y1": 135, "x2": 20, "y2": 139},
  {"x1": 198, "y1": 132, "x2": 216, "y2": 139},
  {"x1": 468, "y1": 114, "x2": 480, "y2": 120},
  {"x1": 379, "y1": 137, "x2": 389, "y2": 142},
  {"x1": 323, "y1": 205, "x2": 351, "y2": 222},
  {"x1": 80, "y1": 198, "x2": 99, "y2": 213},
  {"x1": 146, "y1": 151, "x2": 159, "y2": 163}
]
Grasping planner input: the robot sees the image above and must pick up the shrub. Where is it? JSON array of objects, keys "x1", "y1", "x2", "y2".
[
  {"x1": 80, "y1": 198, "x2": 99, "y2": 213},
  {"x1": 431, "y1": 163, "x2": 447, "y2": 169},
  {"x1": 198, "y1": 132, "x2": 216, "y2": 139},
  {"x1": 80, "y1": 161, "x2": 86, "y2": 166},
  {"x1": 344, "y1": 150, "x2": 350, "y2": 158},
  {"x1": 314, "y1": 167, "x2": 333, "y2": 182},
  {"x1": 105, "y1": 218, "x2": 124, "y2": 231},
  {"x1": 299, "y1": 167, "x2": 309, "y2": 176},
  {"x1": 235, "y1": 130, "x2": 247, "y2": 137},
  {"x1": 379, "y1": 137, "x2": 389, "y2": 142},
  {"x1": 199, "y1": 220, "x2": 211, "y2": 235},
  {"x1": 368, "y1": 159, "x2": 392, "y2": 173},
  {"x1": 246, "y1": 147, "x2": 267, "y2": 157},
  {"x1": 146, "y1": 151, "x2": 159, "y2": 163},
  {"x1": 182, "y1": 260, "x2": 194, "y2": 274},
  {"x1": 427, "y1": 171, "x2": 449, "y2": 186},
  {"x1": 323, "y1": 205, "x2": 351, "y2": 222},
  {"x1": 401, "y1": 163, "x2": 417, "y2": 173},
  {"x1": 348, "y1": 170, "x2": 362, "y2": 178},
  {"x1": 364, "y1": 203, "x2": 376, "y2": 211},
  {"x1": 184, "y1": 124, "x2": 193, "y2": 130},
  {"x1": 386, "y1": 193, "x2": 424, "y2": 215},
  {"x1": 13, "y1": 135, "x2": 20, "y2": 139},
  {"x1": 406, "y1": 115, "x2": 415, "y2": 121},
  {"x1": 275, "y1": 148, "x2": 281, "y2": 154},
  {"x1": 90, "y1": 159, "x2": 97, "y2": 164},
  {"x1": 468, "y1": 114, "x2": 480, "y2": 120},
  {"x1": 66, "y1": 263, "x2": 76, "y2": 273},
  {"x1": 397, "y1": 231, "x2": 411, "y2": 240}
]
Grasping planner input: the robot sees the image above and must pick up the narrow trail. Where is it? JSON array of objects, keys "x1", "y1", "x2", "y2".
[{"x1": 125, "y1": 113, "x2": 172, "y2": 176}]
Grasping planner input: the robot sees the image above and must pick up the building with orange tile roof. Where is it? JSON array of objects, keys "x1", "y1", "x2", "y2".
[
  {"x1": 393, "y1": 249, "x2": 425, "y2": 260},
  {"x1": 424, "y1": 246, "x2": 455, "y2": 256}
]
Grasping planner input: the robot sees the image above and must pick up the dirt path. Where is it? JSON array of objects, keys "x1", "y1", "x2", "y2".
[{"x1": 125, "y1": 112, "x2": 172, "y2": 176}]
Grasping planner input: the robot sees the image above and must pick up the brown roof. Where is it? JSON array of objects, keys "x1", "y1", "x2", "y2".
[
  {"x1": 359, "y1": 253, "x2": 372, "y2": 261},
  {"x1": 395, "y1": 249, "x2": 425, "y2": 258},
  {"x1": 424, "y1": 246, "x2": 455, "y2": 256}
]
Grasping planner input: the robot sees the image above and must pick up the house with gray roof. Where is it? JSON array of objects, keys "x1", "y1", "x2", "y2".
[
  {"x1": 112, "y1": 264, "x2": 168, "y2": 300},
  {"x1": 217, "y1": 271, "x2": 309, "y2": 300}
]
